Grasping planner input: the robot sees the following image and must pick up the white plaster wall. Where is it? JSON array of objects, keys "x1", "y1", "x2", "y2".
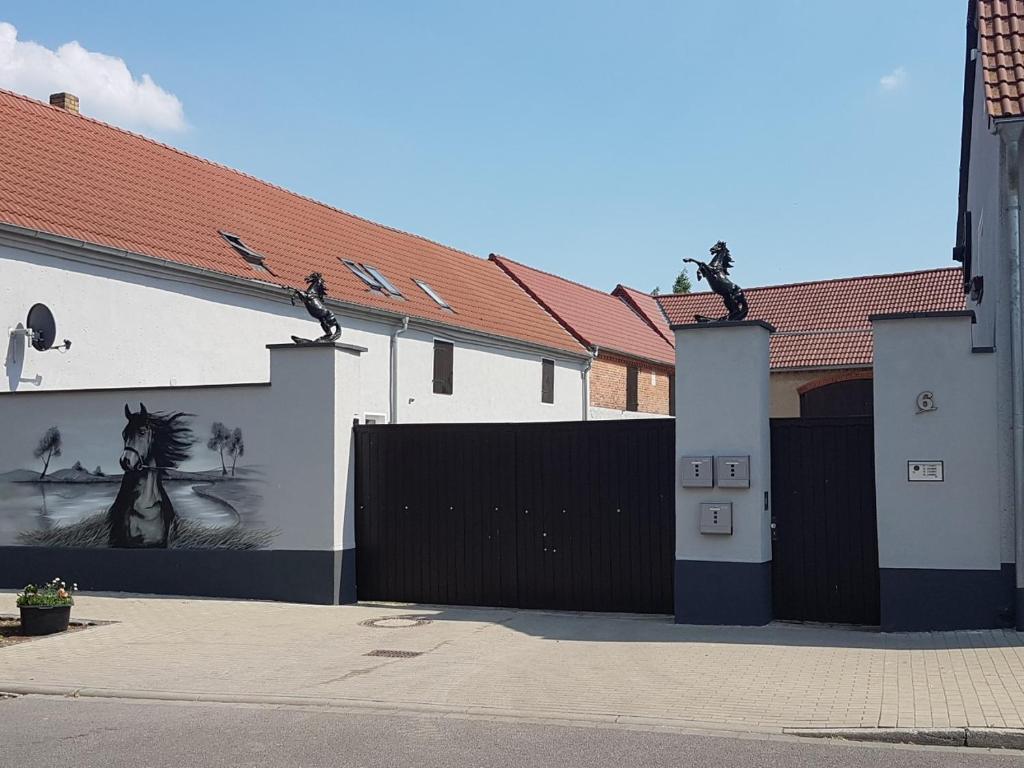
[
  {"x1": 1, "y1": 243, "x2": 586, "y2": 423},
  {"x1": 873, "y1": 315, "x2": 1001, "y2": 571},
  {"x1": 674, "y1": 324, "x2": 772, "y2": 564},
  {"x1": 0, "y1": 345, "x2": 364, "y2": 552},
  {"x1": 964, "y1": 61, "x2": 1016, "y2": 564},
  {"x1": 392, "y1": 329, "x2": 582, "y2": 423},
  {"x1": 967, "y1": 61, "x2": 1003, "y2": 350}
]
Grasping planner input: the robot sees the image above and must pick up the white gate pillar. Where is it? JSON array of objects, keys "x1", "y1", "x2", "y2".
[
  {"x1": 672, "y1": 320, "x2": 774, "y2": 624},
  {"x1": 266, "y1": 341, "x2": 365, "y2": 604}
]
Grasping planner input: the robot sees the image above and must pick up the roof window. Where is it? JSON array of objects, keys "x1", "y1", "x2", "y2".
[
  {"x1": 219, "y1": 231, "x2": 271, "y2": 274},
  {"x1": 414, "y1": 279, "x2": 452, "y2": 310},
  {"x1": 341, "y1": 260, "x2": 404, "y2": 299},
  {"x1": 364, "y1": 265, "x2": 403, "y2": 297}
]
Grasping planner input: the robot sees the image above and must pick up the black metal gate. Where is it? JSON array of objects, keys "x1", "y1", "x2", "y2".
[
  {"x1": 354, "y1": 419, "x2": 674, "y2": 613},
  {"x1": 770, "y1": 417, "x2": 880, "y2": 625}
]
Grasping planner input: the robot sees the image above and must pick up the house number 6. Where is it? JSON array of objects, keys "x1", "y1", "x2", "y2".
[{"x1": 916, "y1": 391, "x2": 937, "y2": 414}]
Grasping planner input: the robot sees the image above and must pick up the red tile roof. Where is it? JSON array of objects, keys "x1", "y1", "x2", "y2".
[
  {"x1": 978, "y1": 0, "x2": 1024, "y2": 118},
  {"x1": 612, "y1": 285, "x2": 673, "y2": 344},
  {"x1": 491, "y1": 256, "x2": 676, "y2": 366},
  {"x1": 0, "y1": 89, "x2": 586, "y2": 356},
  {"x1": 656, "y1": 267, "x2": 964, "y2": 369}
]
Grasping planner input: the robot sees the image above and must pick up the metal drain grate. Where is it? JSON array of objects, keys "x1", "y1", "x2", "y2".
[
  {"x1": 364, "y1": 649, "x2": 423, "y2": 658},
  {"x1": 359, "y1": 615, "x2": 432, "y2": 629}
]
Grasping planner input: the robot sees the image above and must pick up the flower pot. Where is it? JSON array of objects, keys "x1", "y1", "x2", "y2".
[{"x1": 19, "y1": 604, "x2": 71, "y2": 636}]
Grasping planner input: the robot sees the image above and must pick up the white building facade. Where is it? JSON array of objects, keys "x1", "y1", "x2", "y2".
[
  {"x1": 954, "y1": 1, "x2": 1024, "y2": 627},
  {"x1": 2, "y1": 234, "x2": 589, "y2": 422}
]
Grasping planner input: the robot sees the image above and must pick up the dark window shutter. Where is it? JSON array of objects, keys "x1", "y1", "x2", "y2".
[
  {"x1": 433, "y1": 340, "x2": 453, "y2": 395},
  {"x1": 668, "y1": 370, "x2": 676, "y2": 416},
  {"x1": 626, "y1": 366, "x2": 639, "y2": 412},
  {"x1": 541, "y1": 359, "x2": 554, "y2": 403}
]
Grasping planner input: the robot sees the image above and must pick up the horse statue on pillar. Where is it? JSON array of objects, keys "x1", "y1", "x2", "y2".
[
  {"x1": 683, "y1": 241, "x2": 749, "y2": 322},
  {"x1": 287, "y1": 272, "x2": 341, "y2": 344}
]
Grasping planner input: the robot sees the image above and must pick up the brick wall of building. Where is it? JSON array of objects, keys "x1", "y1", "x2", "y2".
[{"x1": 590, "y1": 353, "x2": 672, "y2": 415}]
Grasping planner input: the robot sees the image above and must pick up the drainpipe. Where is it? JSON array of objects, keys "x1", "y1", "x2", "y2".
[
  {"x1": 1003, "y1": 128, "x2": 1024, "y2": 628},
  {"x1": 582, "y1": 346, "x2": 598, "y2": 421},
  {"x1": 390, "y1": 317, "x2": 409, "y2": 424}
]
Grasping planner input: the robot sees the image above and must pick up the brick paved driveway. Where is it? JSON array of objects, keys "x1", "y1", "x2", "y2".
[{"x1": 2, "y1": 593, "x2": 1023, "y2": 733}]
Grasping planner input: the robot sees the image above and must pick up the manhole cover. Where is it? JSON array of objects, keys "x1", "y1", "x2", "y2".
[
  {"x1": 359, "y1": 615, "x2": 432, "y2": 629},
  {"x1": 365, "y1": 649, "x2": 423, "y2": 658}
]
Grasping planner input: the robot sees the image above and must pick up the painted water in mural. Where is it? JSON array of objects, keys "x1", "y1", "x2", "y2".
[{"x1": 0, "y1": 403, "x2": 275, "y2": 549}]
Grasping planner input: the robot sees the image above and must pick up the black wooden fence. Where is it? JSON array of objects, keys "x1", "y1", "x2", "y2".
[{"x1": 354, "y1": 419, "x2": 675, "y2": 613}]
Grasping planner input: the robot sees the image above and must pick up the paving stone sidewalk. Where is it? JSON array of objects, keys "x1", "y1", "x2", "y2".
[{"x1": 2, "y1": 593, "x2": 1024, "y2": 734}]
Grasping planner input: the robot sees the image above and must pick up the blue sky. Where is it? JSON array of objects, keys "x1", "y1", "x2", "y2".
[{"x1": 0, "y1": 2, "x2": 966, "y2": 292}]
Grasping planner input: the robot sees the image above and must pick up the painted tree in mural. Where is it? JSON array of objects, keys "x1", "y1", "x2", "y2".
[
  {"x1": 33, "y1": 426, "x2": 62, "y2": 479},
  {"x1": 207, "y1": 422, "x2": 232, "y2": 475},
  {"x1": 227, "y1": 428, "x2": 245, "y2": 476}
]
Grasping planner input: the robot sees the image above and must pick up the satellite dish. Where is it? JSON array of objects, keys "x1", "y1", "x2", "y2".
[{"x1": 26, "y1": 303, "x2": 57, "y2": 351}]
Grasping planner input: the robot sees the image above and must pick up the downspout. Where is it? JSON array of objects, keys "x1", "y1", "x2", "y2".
[
  {"x1": 390, "y1": 317, "x2": 409, "y2": 424},
  {"x1": 582, "y1": 346, "x2": 598, "y2": 421},
  {"x1": 1004, "y1": 127, "x2": 1024, "y2": 628}
]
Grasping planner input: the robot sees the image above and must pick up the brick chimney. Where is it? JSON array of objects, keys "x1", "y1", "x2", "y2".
[{"x1": 49, "y1": 92, "x2": 79, "y2": 114}]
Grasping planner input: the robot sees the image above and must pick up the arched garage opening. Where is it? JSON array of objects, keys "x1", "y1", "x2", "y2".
[{"x1": 798, "y1": 373, "x2": 873, "y2": 418}]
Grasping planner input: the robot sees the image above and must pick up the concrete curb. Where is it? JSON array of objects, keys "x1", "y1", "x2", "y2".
[
  {"x1": 0, "y1": 683, "x2": 779, "y2": 739},
  {"x1": 785, "y1": 726, "x2": 1024, "y2": 750},
  {"x1": 5, "y1": 683, "x2": 1023, "y2": 748}
]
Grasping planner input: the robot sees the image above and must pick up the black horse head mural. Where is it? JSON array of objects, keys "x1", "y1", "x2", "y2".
[{"x1": 108, "y1": 403, "x2": 195, "y2": 548}]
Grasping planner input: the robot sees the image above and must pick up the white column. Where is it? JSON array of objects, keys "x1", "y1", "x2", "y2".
[
  {"x1": 673, "y1": 320, "x2": 773, "y2": 624},
  {"x1": 266, "y1": 342, "x2": 365, "y2": 603}
]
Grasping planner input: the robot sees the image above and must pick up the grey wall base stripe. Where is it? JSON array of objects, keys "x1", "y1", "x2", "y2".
[
  {"x1": 0, "y1": 547, "x2": 357, "y2": 606},
  {"x1": 879, "y1": 565, "x2": 1015, "y2": 631},
  {"x1": 674, "y1": 560, "x2": 772, "y2": 626}
]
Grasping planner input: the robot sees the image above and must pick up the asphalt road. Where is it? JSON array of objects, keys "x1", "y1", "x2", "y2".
[{"x1": 0, "y1": 695, "x2": 1021, "y2": 768}]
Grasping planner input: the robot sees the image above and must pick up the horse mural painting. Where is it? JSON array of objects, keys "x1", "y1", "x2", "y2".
[
  {"x1": 683, "y1": 241, "x2": 749, "y2": 323},
  {"x1": 107, "y1": 403, "x2": 194, "y2": 548}
]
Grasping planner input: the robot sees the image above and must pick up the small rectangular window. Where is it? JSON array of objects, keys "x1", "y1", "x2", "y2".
[
  {"x1": 626, "y1": 366, "x2": 639, "y2": 412},
  {"x1": 669, "y1": 371, "x2": 676, "y2": 416},
  {"x1": 219, "y1": 231, "x2": 272, "y2": 273},
  {"x1": 541, "y1": 359, "x2": 555, "y2": 404},
  {"x1": 433, "y1": 340, "x2": 454, "y2": 395},
  {"x1": 414, "y1": 278, "x2": 452, "y2": 310}
]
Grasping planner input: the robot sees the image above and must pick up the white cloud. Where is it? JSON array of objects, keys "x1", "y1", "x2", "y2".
[
  {"x1": 879, "y1": 66, "x2": 908, "y2": 93},
  {"x1": 0, "y1": 21, "x2": 186, "y2": 132}
]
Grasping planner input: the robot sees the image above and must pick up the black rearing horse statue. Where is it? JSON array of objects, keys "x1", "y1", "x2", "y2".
[
  {"x1": 288, "y1": 272, "x2": 341, "y2": 344},
  {"x1": 683, "y1": 241, "x2": 749, "y2": 322}
]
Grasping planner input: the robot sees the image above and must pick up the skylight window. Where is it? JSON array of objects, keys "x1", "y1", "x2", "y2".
[
  {"x1": 364, "y1": 266, "x2": 402, "y2": 297},
  {"x1": 341, "y1": 260, "x2": 404, "y2": 299},
  {"x1": 219, "y1": 231, "x2": 271, "y2": 274},
  {"x1": 414, "y1": 279, "x2": 452, "y2": 310},
  {"x1": 342, "y1": 260, "x2": 383, "y2": 290}
]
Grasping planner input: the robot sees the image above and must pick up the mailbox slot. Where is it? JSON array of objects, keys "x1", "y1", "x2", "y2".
[
  {"x1": 680, "y1": 456, "x2": 714, "y2": 487},
  {"x1": 699, "y1": 502, "x2": 733, "y2": 535},
  {"x1": 715, "y1": 455, "x2": 750, "y2": 488}
]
